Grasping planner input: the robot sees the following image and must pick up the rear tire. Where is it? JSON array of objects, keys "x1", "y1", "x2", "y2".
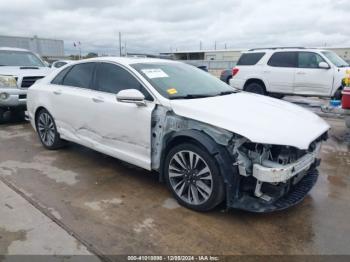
[
  {"x1": 164, "y1": 143, "x2": 225, "y2": 212},
  {"x1": 35, "y1": 109, "x2": 65, "y2": 150},
  {"x1": 244, "y1": 82, "x2": 266, "y2": 95}
]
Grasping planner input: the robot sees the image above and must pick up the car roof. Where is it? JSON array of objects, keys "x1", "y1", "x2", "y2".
[
  {"x1": 244, "y1": 47, "x2": 328, "y2": 53},
  {"x1": 0, "y1": 47, "x2": 30, "y2": 52},
  {"x1": 82, "y1": 56, "x2": 178, "y2": 66}
]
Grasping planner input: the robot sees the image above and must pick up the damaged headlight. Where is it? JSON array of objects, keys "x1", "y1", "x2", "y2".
[{"x1": 0, "y1": 75, "x2": 18, "y2": 88}]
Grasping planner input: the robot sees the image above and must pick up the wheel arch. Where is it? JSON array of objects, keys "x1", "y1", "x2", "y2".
[
  {"x1": 34, "y1": 106, "x2": 48, "y2": 126},
  {"x1": 243, "y1": 78, "x2": 267, "y2": 92},
  {"x1": 159, "y1": 129, "x2": 240, "y2": 207}
]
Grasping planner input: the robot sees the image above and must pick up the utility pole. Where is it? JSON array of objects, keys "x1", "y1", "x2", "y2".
[
  {"x1": 119, "y1": 32, "x2": 122, "y2": 57},
  {"x1": 214, "y1": 41, "x2": 217, "y2": 50},
  {"x1": 200, "y1": 41, "x2": 202, "y2": 50},
  {"x1": 124, "y1": 41, "x2": 127, "y2": 56}
]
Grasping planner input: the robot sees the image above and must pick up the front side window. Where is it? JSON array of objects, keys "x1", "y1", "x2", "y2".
[
  {"x1": 0, "y1": 50, "x2": 45, "y2": 67},
  {"x1": 131, "y1": 62, "x2": 236, "y2": 99},
  {"x1": 237, "y1": 52, "x2": 265, "y2": 66},
  {"x1": 267, "y1": 52, "x2": 297, "y2": 68},
  {"x1": 298, "y1": 52, "x2": 326, "y2": 68},
  {"x1": 62, "y1": 63, "x2": 95, "y2": 89},
  {"x1": 94, "y1": 63, "x2": 152, "y2": 100},
  {"x1": 321, "y1": 51, "x2": 349, "y2": 67}
]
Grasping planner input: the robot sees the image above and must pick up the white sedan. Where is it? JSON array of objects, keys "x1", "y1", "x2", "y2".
[{"x1": 27, "y1": 57, "x2": 329, "y2": 212}]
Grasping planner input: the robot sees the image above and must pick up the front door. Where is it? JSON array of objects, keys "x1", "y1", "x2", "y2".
[
  {"x1": 294, "y1": 52, "x2": 334, "y2": 96},
  {"x1": 88, "y1": 62, "x2": 155, "y2": 170}
]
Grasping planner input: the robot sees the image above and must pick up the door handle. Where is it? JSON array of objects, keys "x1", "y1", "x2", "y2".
[
  {"x1": 53, "y1": 90, "x2": 62, "y2": 95},
  {"x1": 92, "y1": 97, "x2": 104, "y2": 103},
  {"x1": 296, "y1": 72, "x2": 306, "y2": 75}
]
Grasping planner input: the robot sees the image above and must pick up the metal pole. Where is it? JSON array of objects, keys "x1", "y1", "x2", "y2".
[{"x1": 119, "y1": 32, "x2": 122, "y2": 57}]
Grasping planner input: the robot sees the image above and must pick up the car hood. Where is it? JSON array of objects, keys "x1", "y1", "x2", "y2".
[
  {"x1": 170, "y1": 92, "x2": 330, "y2": 149},
  {"x1": 338, "y1": 66, "x2": 350, "y2": 76},
  {"x1": 0, "y1": 66, "x2": 52, "y2": 77}
]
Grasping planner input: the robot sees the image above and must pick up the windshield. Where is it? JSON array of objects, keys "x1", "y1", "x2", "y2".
[
  {"x1": 132, "y1": 62, "x2": 237, "y2": 99},
  {"x1": 321, "y1": 51, "x2": 349, "y2": 67},
  {"x1": 0, "y1": 50, "x2": 45, "y2": 67}
]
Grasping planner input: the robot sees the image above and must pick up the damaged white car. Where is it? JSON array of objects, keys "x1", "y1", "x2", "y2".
[{"x1": 27, "y1": 58, "x2": 330, "y2": 212}]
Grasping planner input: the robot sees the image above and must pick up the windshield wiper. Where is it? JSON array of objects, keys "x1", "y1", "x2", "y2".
[
  {"x1": 20, "y1": 66, "x2": 40, "y2": 69},
  {"x1": 338, "y1": 65, "x2": 349, "y2": 68},
  {"x1": 170, "y1": 94, "x2": 216, "y2": 100},
  {"x1": 216, "y1": 90, "x2": 239, "y2": 96}
]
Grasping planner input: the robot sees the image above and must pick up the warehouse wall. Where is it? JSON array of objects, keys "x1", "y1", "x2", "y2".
[{"x1": 0, "y1": 35, "x2": 64, "y2": 57}]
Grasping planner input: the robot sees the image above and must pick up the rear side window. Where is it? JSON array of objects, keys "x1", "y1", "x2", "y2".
[
  {"x1": 62, "y1": 63, "x2": 95, "y2": 89},
  {"x1": 237, "y1": 53, "x2": 265, "y2": 65},
  {"x1": 54, "y1": 61, "x2": 67, "y2": 68},
  {"x1": 94, "y1": 63, "x2": 153, "y2": 100},
  {"x1": 268, "y1": 52, "x2": 297, "y2": 67},
  {"x1": 51, "y1": 66, "x2": 71, "y2": 85}
]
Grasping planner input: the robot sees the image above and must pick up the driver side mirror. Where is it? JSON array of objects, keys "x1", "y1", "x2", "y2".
[
  {"x1": 319, "y1": 62, "x2": 330, "y2": 69},
  {"x1": 116, "y1": 89, "x2": 146, "y2": 106}
]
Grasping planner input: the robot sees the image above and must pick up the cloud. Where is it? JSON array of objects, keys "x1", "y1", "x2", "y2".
[{"x1": 0, "y1": 0, "x2": 349, "y2": 55}]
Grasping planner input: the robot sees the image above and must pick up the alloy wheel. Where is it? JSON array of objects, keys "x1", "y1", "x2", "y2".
[
  {"x1": 168, "y1": 150, "x2": 213, "y2": 205},
  {"x1": 37, "y1": 112, "x2": 56, "y2": 147}
]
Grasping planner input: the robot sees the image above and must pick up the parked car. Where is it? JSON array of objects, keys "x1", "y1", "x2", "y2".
[
  {"x1": 197, "y1": 65, "x2": 208, "y2": 72},
  {"x1": 0, "y1": 47, "x2": 51, "y2": 123},
  {"x1": 27, "y1": 57, "x2": 329, "y2": 213},
  {"x1": 230, "y1": 47, "x2": 350, "y2": 99},
  {"x1": 51, "y1": 60, "x2": 71, "y2": 69},
  {"x1": 220, "y1": 69, "x2": 233, "y2": 84}
]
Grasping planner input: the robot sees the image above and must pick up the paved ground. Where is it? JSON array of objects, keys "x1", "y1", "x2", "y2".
[
  {"x1": 0, "y1": 113, "x2": 349, "y2": 258},
  {"x1": 0, "y1": 177, "x2": 100, "y2": 261}
]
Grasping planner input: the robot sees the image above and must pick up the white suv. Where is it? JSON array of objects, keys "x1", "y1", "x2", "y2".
[
  {"x1": 0, "y1": 47, "x2": 51, "y2": 123},
  {"x1": 230, "y1": 47, "x2": 350, "y2": 99}
]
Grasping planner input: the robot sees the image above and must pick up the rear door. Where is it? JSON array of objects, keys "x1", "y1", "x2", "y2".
[
  {"x1": 266, "y1": 51, "x2": 297, "y2": 94},
  {"x1": 294, "y1": 51, "x2": 334, "y2": 96},
  {"x1": 50, "y1": 62, "x2": 98, "y2": 145}
]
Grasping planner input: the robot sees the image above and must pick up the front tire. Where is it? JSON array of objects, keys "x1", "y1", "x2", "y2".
[
  {"x1": 35, "y1": 109, "x2": 65, "y2": 150},
  {"x1": 0, "y1": 108, "x2": 6, "y2": 124},
  {"x1": 164, "y1": 143, "x2": 225, "y2": 212},
  {"x1": 245, "y1": 82, "x2": 266, "y2": 95},
  {"x1": 333, "y1": 88, "x2": 342, "y2": 100}
]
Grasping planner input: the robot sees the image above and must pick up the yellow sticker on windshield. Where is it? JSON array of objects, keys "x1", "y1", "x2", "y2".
[{"x1": 167, "y1": 88, "x2": 178, "y2": 95}]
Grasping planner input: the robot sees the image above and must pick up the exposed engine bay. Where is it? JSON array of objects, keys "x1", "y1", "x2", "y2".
[{"x1": 151, "y1": 105, "x2": 328, "y2": 212}]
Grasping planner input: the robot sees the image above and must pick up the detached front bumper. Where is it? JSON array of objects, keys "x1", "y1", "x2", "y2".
[
  {"x1": 0, "y1": 88, "x2": 27, "y2": 108},
  {"x1": 252, "y1": 144, "x2": 320, "y2": 183},
  {"x1": 228, "y1": 145, "x2": 321, "y2": 213},
  {"x1": 230, "y1": 167, "x2": 319, "y2": 212}
]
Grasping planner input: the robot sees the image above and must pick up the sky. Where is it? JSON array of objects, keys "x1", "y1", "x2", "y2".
[{"x1": 0, "y1": 0, "x2": 349, "y2": 55}]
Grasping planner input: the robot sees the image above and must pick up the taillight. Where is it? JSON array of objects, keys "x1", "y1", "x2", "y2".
[{"x1": 232, "y1": 68, "x2": 239, "y2": 77}]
